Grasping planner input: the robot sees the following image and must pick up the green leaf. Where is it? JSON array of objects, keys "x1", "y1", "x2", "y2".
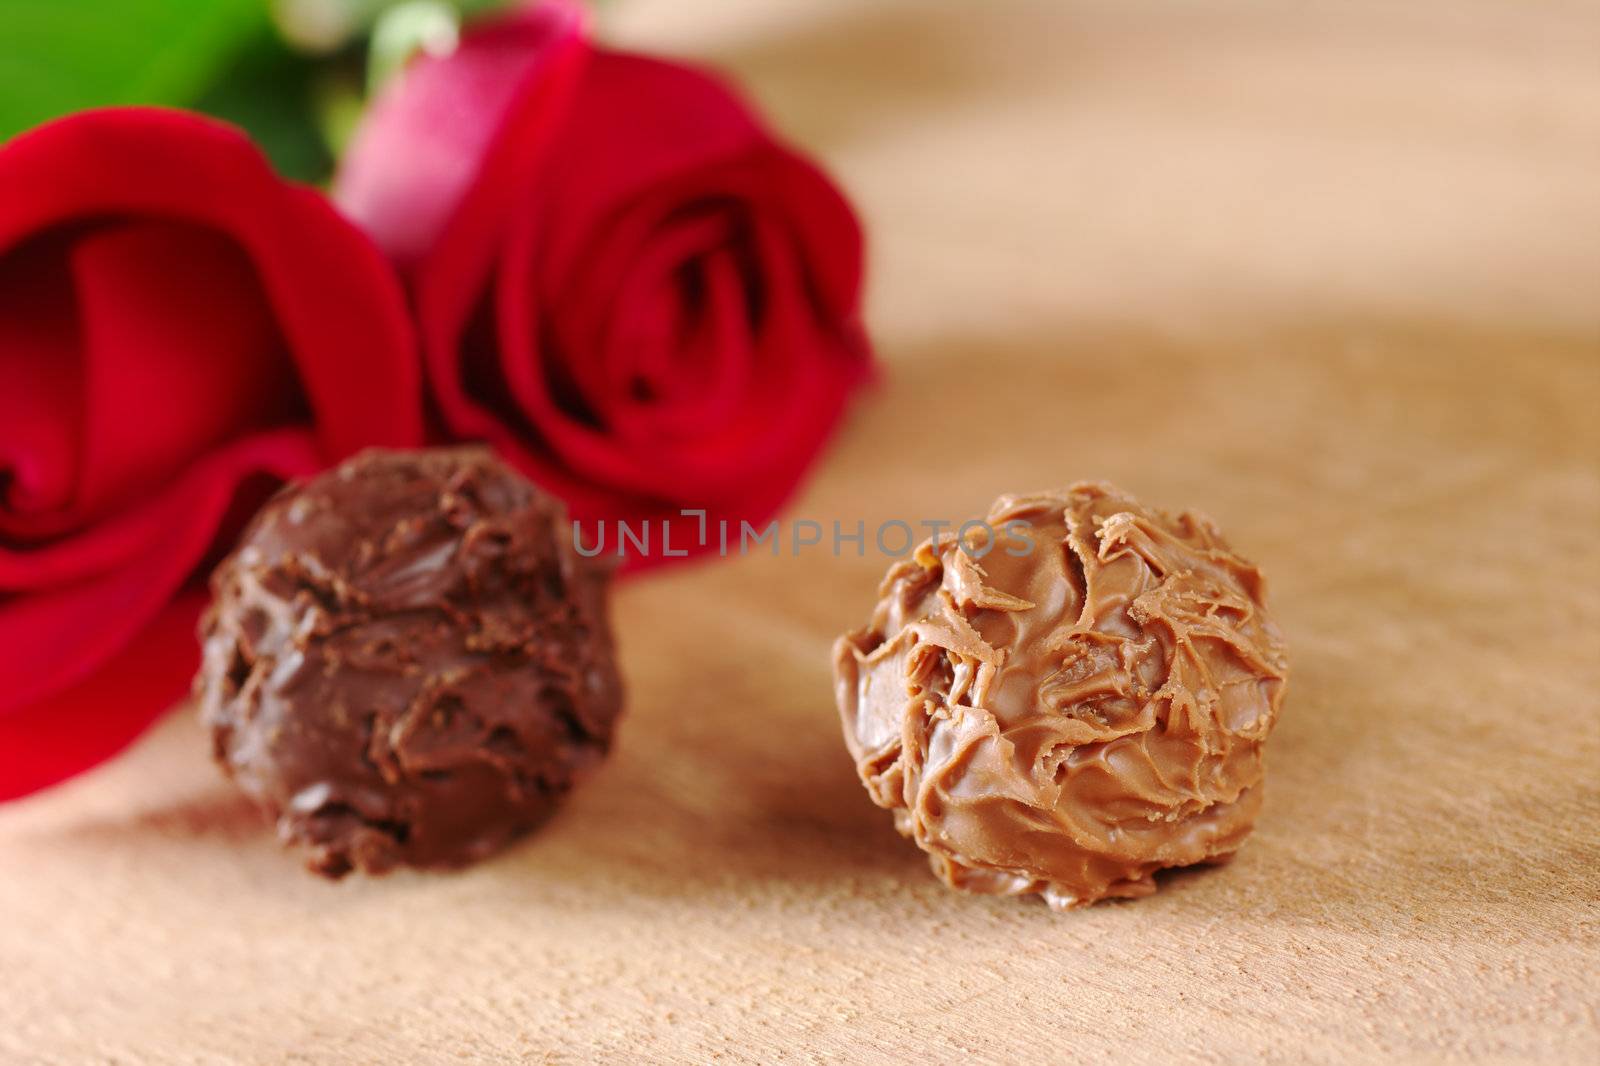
[{"x1": 0, "y1": 0, "x2": 270, "y2": 140}]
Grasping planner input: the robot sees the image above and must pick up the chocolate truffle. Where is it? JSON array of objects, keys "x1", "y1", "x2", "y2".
[
  {"x1": 833, "y1": 483, "x2": 1288, "y2": 909},
  {"x1": 196, "y1": 447, "x2": 623, "y2": 877}
]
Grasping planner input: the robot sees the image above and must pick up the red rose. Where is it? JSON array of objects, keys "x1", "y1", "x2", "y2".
[
  {"x1": 0, "y1": 108, "x2": 421, "y2": 799},
  {"x1": 337, "y1": 2, "x2": 872, "y2": 563}
]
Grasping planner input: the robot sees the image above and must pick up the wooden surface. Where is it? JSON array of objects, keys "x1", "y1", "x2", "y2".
[{"x1": 3, "y1": 1, "x2": 1598, "y2": 1062}]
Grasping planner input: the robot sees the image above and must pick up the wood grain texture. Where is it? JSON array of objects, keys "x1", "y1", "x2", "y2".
[{"x1": 2, "y1": 1, "x2": 1597, "y2": 1062}]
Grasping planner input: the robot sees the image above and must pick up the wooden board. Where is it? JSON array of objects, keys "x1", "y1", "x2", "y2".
[{"x1": 3, "y1": 1, "x2": 1597, "y2": 1061}]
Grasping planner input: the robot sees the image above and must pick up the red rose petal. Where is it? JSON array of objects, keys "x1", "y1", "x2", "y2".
[
  {"x1": 0, "y1": 429, "x2": 320, "y2": 716},
  {"x1": 0, "y1": 591, "x2": 206, "y2": 801},
  {"x1": 74, "y1": 221, "x2": 295, "y2": 527},
  {"x1": 0, "y1": 236, "x2": 82, "y2": 521},
  {"x1": 0, "y1": 109, "x2": 422, "y2": 460}
]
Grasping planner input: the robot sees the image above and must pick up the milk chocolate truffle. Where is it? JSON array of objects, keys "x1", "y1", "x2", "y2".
[
  {"x1": 833, "y1": 483, "x2": 1288, "y2": 909},
  {"x1": 196, "y1": 447, "x2": 623, "y2": 878}
]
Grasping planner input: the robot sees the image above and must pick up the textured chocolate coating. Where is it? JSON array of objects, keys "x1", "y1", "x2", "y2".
[
  {"x1": 833, "y1": 483, "x2": 1288, "y2": 909},
  {"x1": 196, "y1": 447, "x2": 623, "y2": 878}
]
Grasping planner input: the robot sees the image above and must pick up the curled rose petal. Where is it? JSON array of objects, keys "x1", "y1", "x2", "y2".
[
  {"x1": 0, "y1": 108, "x2": 422, "y2": 799},
  {"x1": 0, "y1": 431, "x2": 319, "y2": 717}
]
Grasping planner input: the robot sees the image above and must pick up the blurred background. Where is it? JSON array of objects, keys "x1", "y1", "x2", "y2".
[
  {"x1": 602, "y1": 0, "x2": 1600, "y2": 343},
  {"x1": 5, "y1": 0, "x2": 1596, "y2": 335}
]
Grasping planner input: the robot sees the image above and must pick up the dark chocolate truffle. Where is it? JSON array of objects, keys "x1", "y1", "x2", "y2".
[
  {"x1": 833, "y1": 483, "x2": 1288, "y2": 909},
  {"x1": 196, "y1": 447, "x2": 623, "y2": 877}
]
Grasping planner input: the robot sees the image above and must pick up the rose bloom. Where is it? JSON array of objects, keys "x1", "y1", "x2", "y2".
[
  {"x1": 336, "y1": 1, "x2": 873, "y2": 563},
  {"x1": 0, "y1": 108, "x2": 420, "y2": 799}
]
